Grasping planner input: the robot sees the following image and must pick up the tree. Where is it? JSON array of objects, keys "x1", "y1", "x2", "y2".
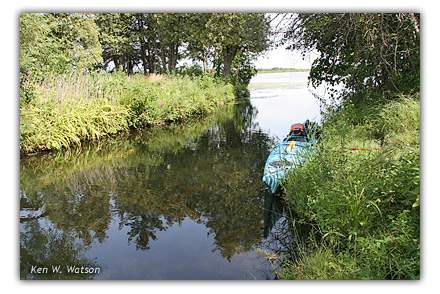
[
  {"x1": 20, "y1": 13, "x2": 273, "y2": 100},
  {"x1": 19, "y1": 13, "x2": 102, "y2": 102},
  {"x1": 155, "y1": 14, "x2": 189, "y2": 73},
  {"x1": 284, "y1": 13, "x2": 420, "y2": 100},
  {"x1": 133, "y1": 14, "x2": 155, "y2": 75},
  {"x1": 184, "y1": 14, "x2": 216, "y2": 72},
  {"x1": 95, "y1": 13, "x2": 271, "y2": 80},
  {"x1": 96, "y1": 13, "x2": 138, "y2": 73},
  {"x1": 20, "y1": 13, "x2": 102, "y2": 79},
  {"x1": 205, "y1": 13, "x2": 271, "y2": 78}
]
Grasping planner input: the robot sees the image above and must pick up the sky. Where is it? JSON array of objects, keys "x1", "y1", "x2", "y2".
[
  {"x1": 254, "y1": 47, "x2": 315, "y2": 69},
  {"x1": 254, "y1": 13, "x2": 316, "y2": 69},
  {"x1": 179, "y1": 46, "x2": 316, "y2": 70}
]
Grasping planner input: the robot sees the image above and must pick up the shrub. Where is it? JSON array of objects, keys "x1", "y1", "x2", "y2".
[{"x1": 282, "y1": 95, "x2": 420, "y2": 279}]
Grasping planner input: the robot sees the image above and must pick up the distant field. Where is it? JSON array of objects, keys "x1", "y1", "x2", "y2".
[{"x1": 256, "y1": 68, "x2": 310, "y2": 74}]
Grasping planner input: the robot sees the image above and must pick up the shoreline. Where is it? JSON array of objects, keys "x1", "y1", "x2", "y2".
[{"x1": 20, "y1": 73, "x2": 235, "y2": 155}]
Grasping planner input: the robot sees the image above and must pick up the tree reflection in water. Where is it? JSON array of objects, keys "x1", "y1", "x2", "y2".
[
  {"x1": 20, "y1": 219, "x2": 97, "y2": 280},
  {"x1": 20, "y1": 100, "x2": 293, "y2": 279}
]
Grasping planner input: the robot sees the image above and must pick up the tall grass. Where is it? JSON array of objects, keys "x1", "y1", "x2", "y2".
[
  {"x1": 20, "y1": 72, "x2": 234, "y2": 153},
  {"x1": 280, "y1": 95, "x2": 420, "y2": 279},
  {"x1": 20, "y1": 104, "x2": 235, "y2": 196}
]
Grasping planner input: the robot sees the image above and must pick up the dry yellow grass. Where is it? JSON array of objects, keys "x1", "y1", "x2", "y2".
[{"x1": 145, "y1": 74, "x2": 167, "y2": 82}]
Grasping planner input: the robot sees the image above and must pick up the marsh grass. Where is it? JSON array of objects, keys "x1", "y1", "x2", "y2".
[
  {"x1": 20, "y1": 72, "x2": 234, "y2": 153},
  {"x1": 281, "y1": 95, "x2": 420, "y2": 279}
]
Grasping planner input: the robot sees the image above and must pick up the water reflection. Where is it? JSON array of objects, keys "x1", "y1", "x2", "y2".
[
  {"x1": 20, "y1": 218, "x2": 98, "y2": 280},
  {"x1": 20, "y1": 71, "x2": 323, "y2": 279},
  {"x1": 20, "y1": 100, "x2": 287, "y2": 279}
]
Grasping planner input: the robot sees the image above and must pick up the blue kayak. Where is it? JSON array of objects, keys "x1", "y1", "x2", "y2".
[{"x1": 262, "y1": 135, "x2": 316, "y2": 193}]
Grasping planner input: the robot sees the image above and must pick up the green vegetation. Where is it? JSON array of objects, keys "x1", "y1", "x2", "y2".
[
  {"x1": 281, "y1": 96, "x2": 419, "y2": 279},
  {"x1": 20, "y1": 73, "x2": 233, "y2": 153},
  {"x1": 19, "y1": 12, "x2": 272, "y2": 153},
  {"x1": 95, "y1": 13, "x2": 270, "y2": 78},
  {"x1": 279, "y1": 13, "x2": 420, "y2": 280},
  {"x1": 20, "y1": 13, "x2": 270, "y2": 85},
  {"x1": 19, "y1": 12, "x2": 421, "y2": 280},
  {"x1": 256, "y1": 67, "x2": 310, "y2": 74},
  {"x1": 285, "y1": 13, "x2": 420, "y2": 99}
]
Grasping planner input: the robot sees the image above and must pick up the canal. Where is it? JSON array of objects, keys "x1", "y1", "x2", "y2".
[{"x1": 19, "y1": 71, "x2": 321, "y2": 280}]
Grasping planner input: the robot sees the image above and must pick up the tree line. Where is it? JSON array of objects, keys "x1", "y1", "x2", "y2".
[
  {"x1": 20, "y1": 12, "x2": 420, "y2": 104},
  {"x1": 20, "y1": 13, "x2": 271, "y2": 85}
]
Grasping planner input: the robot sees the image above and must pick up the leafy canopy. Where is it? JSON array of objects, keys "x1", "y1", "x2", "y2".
[{"x1": 284, "y1": 13, "x2": 420, "y2": 100}]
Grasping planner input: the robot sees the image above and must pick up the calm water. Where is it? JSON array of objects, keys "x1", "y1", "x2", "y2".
[{"x1": 19, "y1": 71, "x2": 320, "y2": 280}]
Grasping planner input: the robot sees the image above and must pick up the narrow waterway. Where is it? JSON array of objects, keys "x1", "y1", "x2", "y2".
[{"x1": 19, "y1": 71, "x2": 321, "y2": 280}]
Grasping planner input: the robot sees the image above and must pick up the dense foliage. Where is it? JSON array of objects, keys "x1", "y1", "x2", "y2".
[
  {"x1": 280, "y1": 13, "x2": 420, "y2": 280},
  {"x1": 281, "y1": 96, "x2": 420, "y2": 279},
  {"x1": 94, "y1": 13, "x2": 270, "y2": 93},
  {"x1": 19, "y1": 13, "x2": 270, "y2": 152},
  {"x1": 19, "y1": 13, "x2": 269, "y2": 106},
  {"x1": 20, "y1": 73, "x2": 234, "y2": 153},
  {"x1": 19, "y1": 13, "x2": 102, "y2": 103},
  {"x1": 284, "y1": 13, "x2": 420, "y2": 102}
]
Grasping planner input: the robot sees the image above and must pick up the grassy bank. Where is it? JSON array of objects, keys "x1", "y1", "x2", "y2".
[
  {"x1": 20, "y1": 72, "x2": 234, "y2": 153},
  {"x1": 280, "y1": 95, "x2": 420, "y2": 279}
]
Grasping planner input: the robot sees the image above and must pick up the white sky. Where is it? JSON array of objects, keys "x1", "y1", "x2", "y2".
[
  {"x1": 255, "y1": 47, "x2": 315, "y2": 69},
  {"x1": 180, "y1": 46, "x2": 316, "y2": 70},
  {"x1": 254, "y1": 13, "x2": 316, "y2": 69}
]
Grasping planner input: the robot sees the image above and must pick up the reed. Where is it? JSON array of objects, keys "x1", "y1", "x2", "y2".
[{"x1": 20, "y1": 72, "x2": 234, "y2": 153}]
